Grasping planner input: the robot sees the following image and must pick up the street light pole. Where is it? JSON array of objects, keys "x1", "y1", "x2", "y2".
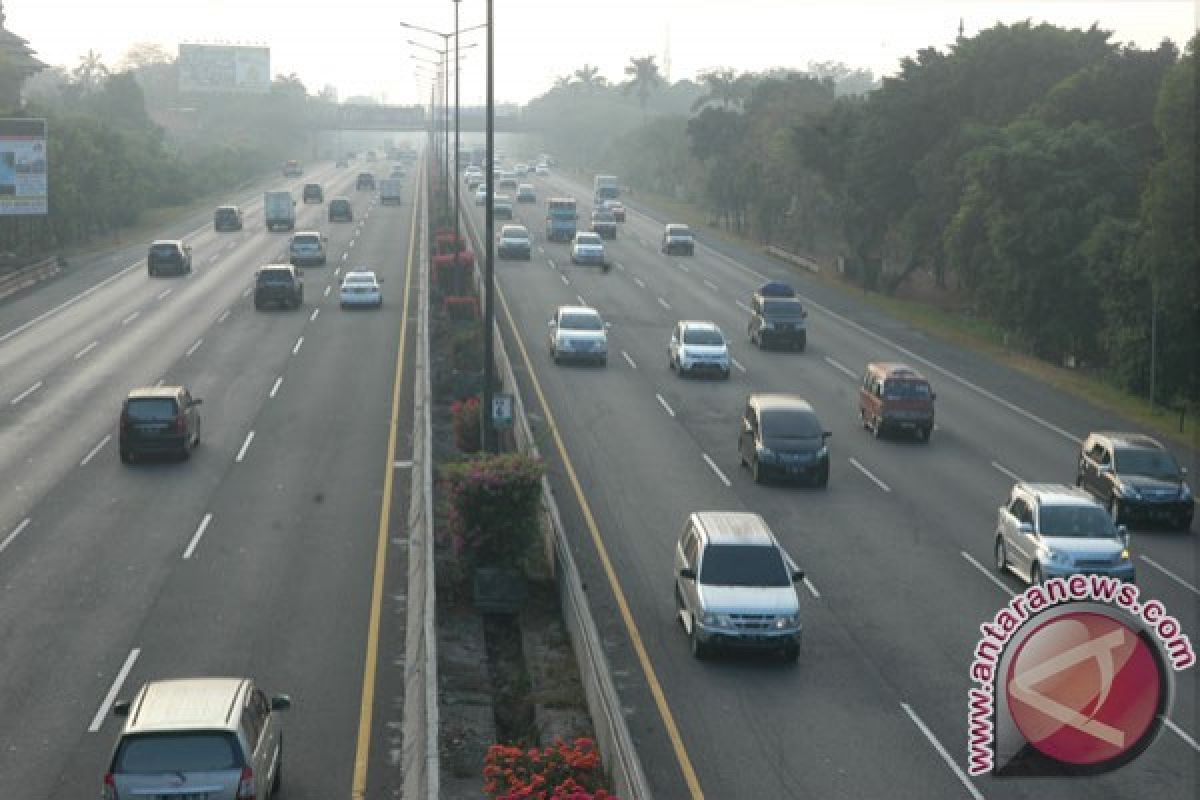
[
  {"x1": 483, "y1": 0, "x2": 496, "y2": 452},
  {"x1": 454, "y1": 0, "x2": 462, "y2": 269}
]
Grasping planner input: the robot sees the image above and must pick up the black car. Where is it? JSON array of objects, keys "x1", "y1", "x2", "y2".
[
  {"x1": 147, "y1": 240, "x2": 192, "y2": 276},
  {"x1": 1076, "y1": 432, "x2": 1194, "y2": 530},
  {"x1": 302, "y1": 183, "x2": 324, "y2": 203},
  {"x1": 591, "y1": 210, "x2": 617, "y2": 239},
  {"x1": 213, "y1": 205, "x2": 243, "y2": 232},
  {"x1": 739, "y1": 393, "x2": 832, "y2": 486},
  {"x1": 748, "y1": 282, "x2": 808, "y2": 351},
  {"x1": 254, "y1": 264, "x2": 304, "y2": 310},
  {"x1": 356, "y1": 173, "x2": 375, "y2": 191},
  {"x1": 119, "y1": 386, "x2": 202, "y2": 462},
  {"x1": 328, "y1": 196, "x2": 353, "y2": 222}
]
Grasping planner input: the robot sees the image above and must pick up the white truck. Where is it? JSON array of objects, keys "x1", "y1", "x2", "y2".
[
  {"x1": 593, "y1": 174, "x2": 619, "y2": 205},
  {"x1": 380, "y1": 179, "x2": 403, "y2": 206},
  {"x1": 264, "y1": 191, "x2": 296, "y2": 232}
]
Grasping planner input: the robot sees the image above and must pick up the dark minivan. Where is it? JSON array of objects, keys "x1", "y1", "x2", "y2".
[
  {"x1": 213, "y1": 205, "x2": 243, "y2": 231},
  {"x1": 328, "y1": 196, "x2": 353, "y2": 222},
  {"x1": 146, "y1": 240, "x2": 192, "y2": 277},
  {"x1": 119, "y1": 386, "x2": 202, "y2": 462},
  {"x1": 858, "y1": 362, "x2": 935, "y2": 441},
  {"x1": 302, "y1": 183, "x2": 324, "y2": 203},
  {"x1": 739, "y1": 393, "x2": 831, "y2": 487}
]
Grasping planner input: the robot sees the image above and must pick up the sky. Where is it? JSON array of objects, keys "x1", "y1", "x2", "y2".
[{"x1": 6, "y1": 1, "x2": 1196, "y2": 106}]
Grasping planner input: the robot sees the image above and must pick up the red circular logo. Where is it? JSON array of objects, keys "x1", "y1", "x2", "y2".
[{"x1": 1006, "y1": 611, "x2": 1163, "y2": 766}]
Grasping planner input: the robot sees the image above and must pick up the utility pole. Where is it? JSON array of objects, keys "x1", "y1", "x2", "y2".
[{"x1": 482, "y1": 0, "x2": 496, "y2": 452}]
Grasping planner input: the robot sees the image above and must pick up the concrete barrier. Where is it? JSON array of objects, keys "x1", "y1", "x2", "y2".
[
  {"x1": 0, "y1": 256, "x2": 62, "y2": 302},
  {"x1": 765, "y1": 244, "x2": 821, "y2": 274}
]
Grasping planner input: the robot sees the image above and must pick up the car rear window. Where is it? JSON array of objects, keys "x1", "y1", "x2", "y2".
[
  {"x1": 331, "y1": 200, "x2": 350, "y2": 211},
  {"x1": 149, "y1": 245, "x2": 180, "y2": 258},
  {"x1": 125, "y1": 398, "x2": 178, "y2": 421},
  {"x1": 683, "y1": 328, "x2": 724, "y2": 345},
  {"x1": 1038, "y1": 505, "x2": 1116, "y2": 538},
  {"x1": 700, "y1": 544, "x2": 789, "y2": 587},
  {"x1": 1114, "y1": 448, "x2": 1180, "y2": 479},
  {"x1": 560, "y1": 313, "x2": 602, "y2": 331},
  {"x1": 258, "y1": 270, "x2": 293, "y2": 285},
  {"x1": 884, "y1": 380, "x2": 932, "y2": 399},
  {"x1": 293, "y1": 235, "x2": 320, "y2": 246},
  {"x1": 763, "y1": 299, "x2": 804, "y2": 318},
  {"x1": 760, "y1": 409, "x2": 821, "y2": 438},
  {"x1": 576, "y1": 234, "x2": 601, "y2": 246},
  {"x1": 114, "y1": 731, "x2": 241, "y2": 774},
  {"x1": 593, "y1": 211, "x2": 615, "y2": 222}
]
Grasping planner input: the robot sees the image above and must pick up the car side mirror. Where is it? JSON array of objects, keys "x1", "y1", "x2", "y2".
[
  {"x1": 548, "y1": 320, "x2": 556, "y2": 328},
  {"x1": 822, "y1": 431, "x2": 833, "y2": 439},
  {"x1": 270, "y1": 694, "x2": 292, "y2": 712},
  {"x1": 791, "y1": 569, "x2": 805, "y2": 583},
  {"x1": 1018, "y1": 522, "x2": 1034, "y2": 535},
  {"x1": 679, "y1": 567, "x2": 696, "y2": 581},
  {"x1": 604, "y1": 322, "x2": 612, "y2": 330},
  {"x1": 112, "y1": 700, "x2": 131, "y2": 717}
]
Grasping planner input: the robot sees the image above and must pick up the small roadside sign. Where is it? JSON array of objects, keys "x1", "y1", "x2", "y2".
[{"x1": 492, "y1": 393, "x2": 514, "y2": 429}]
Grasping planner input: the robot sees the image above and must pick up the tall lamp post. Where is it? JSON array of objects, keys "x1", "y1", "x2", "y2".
[
  {"x1": 483, "y1": 0, "x2": 496, "y2": 451},
  {"x1": 410, "y1": 41, "x2": 476, "y2": 224}
]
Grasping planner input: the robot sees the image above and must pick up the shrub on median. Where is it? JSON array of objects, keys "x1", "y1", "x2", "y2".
[
  {"x1": 441, "y1": 453, "x2": 545, "y2": 570},
  {"x1": 483, "y1": 737, "x2": 616, "y2": 800},
  {"x1": 451, "y1": 396, "x2": 482, "y2": 453}
]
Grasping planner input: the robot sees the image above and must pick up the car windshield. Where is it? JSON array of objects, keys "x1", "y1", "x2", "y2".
[
  {"x1": 258, "y1": 270, "x2": 293, "y2": 285},
  {"x1": 760, "y1": 409, "x2": 821, "y2": 438},
  {"x1": 503, "y1": 229, "x2": 529, "y2": 239},
  {"x1": 114, "y1": 732, "x2": 240, "y2": 774},
  {"x1": 126, "y1": 398, "x2": 178, "y2": 421},
  {"x1": 560, "y1": 313, "x2": 603, "y2": 331},
  {"x1": 764, "y1": 300, "x2": 804, "y2": 318},
  {"x1": 150, "y1": 245, "x2": 179, "y2": 257},
  {"x1": 683, "y1": 327, "x2": 724, "y2": 345},
  {"x1": 884, "y1": 380, "x2": 931, "y2": 399},
  {"x1": 593, "y1": 211, "x2": 615, "y2": 222},
  {"x1": 293, "y1": 235, "x2": 319, "y2": 246},
  {"x1": 700, "y1": 544, "x2": 790, "y2": 587},
  {"x1": 668, "y1": 228, "x2": 691, "y2": 237},
  {"x1": 345, "y1": 274, "x2": 376, "y2": 285},
  {"x1": 331, "y1": 201, "x2": 349, "y2": 210},
  {"x1": 1039, "y1": 505, "x2": 1117, "y2": 538},
  {"x1": 1114, "y1": 448, "x2": 1181, "y2": 479}
]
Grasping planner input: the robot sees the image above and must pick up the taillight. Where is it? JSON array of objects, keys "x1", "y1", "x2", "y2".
[
  {"x1": 102, "y1": 772, "x2": 117, "y2": 800},
  {"x1": 236, "y1": 766, "x2": 256, "y2": 799}
]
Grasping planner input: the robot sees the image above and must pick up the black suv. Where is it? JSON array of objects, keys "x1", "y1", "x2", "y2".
[
  {"x1": 119, "y1": 386, "x2": 202, "y2": 462},
  {"x1": 739, "y1": 393, "x2": 832, "y2": 486},
  {"x1": 328, "y1": 196, "x2": 353, "y2": 222},
  {"x1": 302, "y1": 183, "x2": 324, "y2": 203},
  {"x1": 1076, "y1": 432, "x2": 1194, "y2": 530},
  {"x1": 147, "y1": 240, "x2": 192, "y2": 276},
  {"x1": 356, "y1": 173, "x2": 375, "y2": 191},
  {"x1": 213, "y1": 205, "x2": 243, "y2": 232},
  {"x1": 254, "y1": 264, "x2": 304, "y2": 310},
  {"x1": 662, "y1": 224, "x2": 695, "y2": 255},
  {"x1": 749, "y1": 282, "x2": 807, "y2": 351}
]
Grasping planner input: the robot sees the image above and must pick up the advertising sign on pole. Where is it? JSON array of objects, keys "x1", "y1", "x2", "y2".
[
  {"x1": 178, "y1": 44, "x2": 271, "y2": 93},
  {"x1": 0, "y1": 118, "x2": 48, "y2": 216}
]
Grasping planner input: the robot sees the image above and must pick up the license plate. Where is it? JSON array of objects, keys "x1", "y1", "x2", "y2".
[{"x1": 157, "y1": 794, "x2": 208, "y2": 800}]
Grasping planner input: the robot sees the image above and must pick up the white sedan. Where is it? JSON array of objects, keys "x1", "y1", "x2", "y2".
[
  {"x1": 340, "y1": 270, "x2": 383, "y2": 309},
  {"x1": 571, "y1": 232, "x2": 607, "y2": 268}
]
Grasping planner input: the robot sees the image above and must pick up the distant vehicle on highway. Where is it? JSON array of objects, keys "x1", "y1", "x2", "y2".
[
  {"x1": 739, "y1": 393, "x2": 831, "y2": 486},
  {"x1": 545, "y1": 197, "x2": 578, "y2": 242},
  {"x1": 118, "y1": 385, "x2": 202, "y2": 462},
  {"x1": 516, "y1": 183, "x2": 536, "y2": 204},
  {"x1": 674, "y1": 511, "x2": 804, "y2": 662},
  {"x1": 366, "y1": 150, "x2": 377, "y2": 161},
  {"x1": 302, "y1": 183, "x2": 324, "y2": 204},
  {"x1": 105, "y1": 677, "x2": 290, "y2": 800},
  {"x1": 858, "y1": 362, "x2": 935, "y2": 441},
  {"x1": 748, "y1": 281, "x2": 807, "y2": 351},
  {"x1": 604, "y1": 200, "x2": 626, "y2": 222},
  {"x1": 282, "y1": 159, "x2": 302, "y2": 177},
  {"x1": 213, "y1": 205, "x2": 243, "y2": 232},
  {"x1": 661, "y1": 223, "x2": 694, "y2": 255},
  {"x1": 668, "y1": 320, "x2": 731, "y2": 379},
  {"x1": 498, "y1": 171, "x2": 518, "y2": 190},
  {"x1": 994, "y1": 482, "x2": 1135, "y2": 585},
  {"x1": 570, "y1": 232, "x2": 606, "y2": 268},
  {"x1": 535, "y1": 163, "x2": 550, "y2": 176},
  {"x1": 380, "y1": 179, "x2": 403, "y2": 206},
  {"x1": 590, "y1": 209, "x2": 617, "y2": 239},
  {"x1": 356, "y1": 172, "x2": 376, "y2": 191},
  {"x1": 1075, "y1": 432, "x2": 1193, "y2": 530},
  {"x1": 289, "y1": 230, "x2": 327, "y2": 267},
  {"x1": 593, "y1": 174, "x2": 620, "y2": 205},
  {"x1": 498, "y1": 224, "x2": 532, "y2": 260},
  {"x1": 474, "y1": 186, "x2": 489, "y2": 205},
  {"x1": 146, "y1": 239, "x2": 192, "y2": 276},
  {"x1": 264, "y1": 190, "x2": 296, "y2": 232},
  {"x1": 548, "y1": 305, "x2": 609, "y2": 366},
  {"x1": 254, "y1": 264, "x2": 304, "y2": 310},
  {"x1": 340, "y1": 270, "x2": 383, "y2": 309},
  {"x1": 328, "y1": 196, "x2": 354, "y2": 222},
  {"x1": 493, "y1": 194, "x2": 514, "y2": 220}
]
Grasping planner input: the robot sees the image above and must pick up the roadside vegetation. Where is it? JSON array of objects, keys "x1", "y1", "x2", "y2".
[{"x1": 525, "y1": 23, "x2": 1198, "y2": 436}]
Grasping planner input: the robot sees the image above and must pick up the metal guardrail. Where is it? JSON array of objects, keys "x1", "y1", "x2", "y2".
[
  {"x1": 764, "y1": 244, "x2": 821, "y2": 273},
  {"x1": 0, "y1": 256, "x2": 62, "y2": 302},
  {"x1": 457, "y1": 201, "x2": 652, "y2": 800},
  {"x1": 403, "y1": 164, "x2": 440, "y2": 800}
]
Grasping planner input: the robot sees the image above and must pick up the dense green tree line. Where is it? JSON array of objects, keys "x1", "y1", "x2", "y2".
[
  {"x1": 1, "y1": 45, "x2": 331, "y2": 257},
  {"x1": 525, "y1": 23, "x2": 1197, "y2": 409}
]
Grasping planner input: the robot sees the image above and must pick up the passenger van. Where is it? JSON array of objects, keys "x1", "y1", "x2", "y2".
[{"x1": 858, "y1": 362, "x2": 935, "y2": 441}]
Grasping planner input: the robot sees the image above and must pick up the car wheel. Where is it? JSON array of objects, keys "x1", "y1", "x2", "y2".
[
  {"x1": 1031, "y1": 563, "x2": 1044, "y2": 585},
  {"x1": 722, "y1": 368, "x2": 731, "y2": 380},
  {"x1": 780, "y1": 643, "x2": 800, "y2": 663},
  {"x1": 872, "y1": 417, "x2": 883, "y2": 439},
  {"x1": 271, "y1": 737, "x2": 283, "y2": 796},
  {"x1": 1108, "y1": 497, "x2": 1121, "y2": 525},
  {"x1": 254, "y1": 300, "x2": 263, "y2": 311},
  {"x1": 752, "y1": 458, "x2": 764, "y2": 485},
  {"x1": 179, "y1": 445, "x2": 191, "y2": 461},
  {"x1": 1074, "y1": 473, "x2": 1084, "y2": 488},
  {"x1": 1177, "y1": 513, "x2": 1194, "y2": 532},
  {"x1": 860, "y1": 408, "x2": 870, "y2": 430},
  {"x1": 994, "y1": 536, "x2": 1008, "y2": 572},
  {"x1": 119, "y1": 448, "x2": 133, "y2": 464},
  {"x1": 916, "y1": 425, "x2": 931, "y2": 442},
  {"x1": 674, "y1": 583, "x2": 684, "y2": 613},
  {"x1": 689, "y1": 620, "x2": 709, "y2": 660},
  {"x1": 814, "y1": 466, "x2": 829, "y2": 489}
]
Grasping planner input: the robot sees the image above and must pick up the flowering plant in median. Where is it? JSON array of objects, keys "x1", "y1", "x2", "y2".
[
  {"x1": 441, "y1": 453, "x2": 544, "y2": 568},
  {"x1": 451, "y1": 396, "x2": 482, "y2": 453},
  {"x1": 483, "y1": 737, "x2": 617, "y2": 799}
]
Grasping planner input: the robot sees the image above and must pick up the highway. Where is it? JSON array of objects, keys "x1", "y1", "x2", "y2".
[
  {"x1": 459, "y1": 160, "x2": 1199, "y2": 799},
  {"x1": 0, "y1": 151, "x2": 421, "y2": 799}
]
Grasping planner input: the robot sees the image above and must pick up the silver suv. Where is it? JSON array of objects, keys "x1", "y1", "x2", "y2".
[
  {"x1": 288, "y1": 230, "x2": 327, "y2": 266},
  {"x1": 548, "y1": 305, "x2": 610, "y2": 365},
  {"x1": 674, "y1": 511, "x2": 804, "y2": 662},
  {"x1": 994, "y1": 482, "x2": 1135, "y2": 585},
  {"x1": 104, "y1": 677, "x2": 291, "y2": 800}
]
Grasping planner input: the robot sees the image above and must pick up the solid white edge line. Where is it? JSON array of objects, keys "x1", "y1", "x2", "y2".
[
  {"x1": 0, "y1": 517, "x2": 31, "y2": 554},
  {"x1": 292, "y1": 336, "x2": 304, "y2": 355},
  {"x1": 990, "y1": 461, "x2": 1022, "y2": 482},
  {"x1": 10, "y1": 380, "x2": 43, "y2": 405},
  {"x1": 731, "y1": 357, "x2": 746, "y2": 373},
  {"x1": 310, "y1": 308, "x2": 320, "y2": 321},
  {"x1": 217, "y1": 309, "x2": 230, "y2": 323},
  {"x1": 657, "y1": 297, "x2": 671, "y2": 310},
  {"x1": 74, "y1": 340, "x2": 99, "y2": 359},
  {"x1": 848, "y1": 457, "x2": 891, "y2": 492},
  {"x1": 701, "y1": 453, "x2": 731, "y2": 487},
  {"x1": 656, "y1": 393, "x2": 676, "y2": 418},
  {"x1": 80, "y1": 434, "x2": 112, "y2": 467},
  {"x1": 961, "y1": 550, "x2": 1016, "y2": 597},
  {"x1": 633, "y1": 277, "x2": 646, "y2": 288},
  {"x1": 0, "y1": 259, "x2": 142, "y2": 345},
  {"x1": 89, "y1": 648, "x2": 141, "y2": 732},
  {"x1": 824, "y1": 356, "x2": 857, "y2": 380},
  {"x1": 121, "y1": 311, "x2": 139, "y2": 325},
  {"x1": 269, "y1": 376, "x2": 283, "y2": 398},
  {"x1": 622, "y1": 351, "x2": 637, "y2": 369},
  {"x1": 185, "y1": 338, "x2": 203, "y2": 358},
  {"x1": 324, "y1": 285, "x2": 332, "y2": 297},
  {"x1": 1164, "y1": 718, "x2": 1200, "y2": 752},
  {"x1": 1140, "y1": 555, "x2": 1200, "y2": 596},
  {"x1": 803, "y1": 576, "x2": 820, "y2": 599},
  {"x1": 235, "y1": 430, "x2": 256, "y2": 463},
  {"x1": 182, "y1": 512, "x2": 213, "y2": 560},
  {"x1": 900, "y1": 702, "x2": 985, "y2": 800}
]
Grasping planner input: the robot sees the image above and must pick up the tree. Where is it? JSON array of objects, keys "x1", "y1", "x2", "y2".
[
  {"x1": 73, "y1": 49, "x2": 109, "y2": 94},
  {"x1": 691, "y1": 68, "x2": 741, "y2": 111},
  {"x1": 622, "y1": 55, "x2": 663, "y2": 118},
  {"x1": 119, "y1": 43, "x2": 172, "y2": 72},
  {"x1": 573, "y1": 64, "x2": 606, "y2": 92}
]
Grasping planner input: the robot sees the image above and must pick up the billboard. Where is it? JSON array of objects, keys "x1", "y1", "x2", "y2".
[
  {"x1": 178, "y1": 44, "x2": 271, "y2": 93},
  {"x1": 0, "y1": 118, "x2": 48, "y2": 216}
]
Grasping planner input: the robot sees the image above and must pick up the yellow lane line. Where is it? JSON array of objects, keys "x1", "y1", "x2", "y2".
[
  {"x1": 350, "y1": 159, "x2": 421, "y2": 799},
  {"x1": 494, "y1": 282, "x2": 705, "y2": 798}
]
